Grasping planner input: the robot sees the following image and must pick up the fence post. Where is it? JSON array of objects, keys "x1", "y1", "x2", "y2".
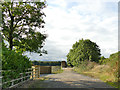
[
  {"x1": 2, "y1": 68, "x2": 35, "y2": 88},
  {"x1": 39, "y1": 66, "x2": 40, "y2": 78},
  {"x1": 35, "y1": 66, "x2": 38, "y2": 78},
  {"x1": 37, "y1": 66, "x2": 39, "y2": 78},
  {"x1": 21, "y1": 73, "x2": 23, "y2": 82},
  {"x1": 32, "y1": 66, "x2": 35, "y2": 80},
  {"x1": 32, "y1": 68, "x2": 34, "y2": 79},
  {"x1": 11, "y1": 81, "x2": 14, "y2": 86}
]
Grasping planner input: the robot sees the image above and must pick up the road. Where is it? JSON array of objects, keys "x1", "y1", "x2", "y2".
[{"x1": 18, "y1": 68, "x2": 115, "y2": 88}]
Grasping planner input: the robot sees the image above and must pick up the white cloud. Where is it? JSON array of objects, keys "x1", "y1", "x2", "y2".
[
  {"x1": 48, "y1": 0, "x2": 67, "y2": 8},
  {"x1": 66, "y1": 0, "x2": 119, "y2": 3},
  {"x1": 26, "y1": 0, "x2": 118, "y2": 61}
]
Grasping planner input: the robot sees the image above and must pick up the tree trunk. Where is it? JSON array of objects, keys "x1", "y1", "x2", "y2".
[
  {"x1": 9, "y1": 36, "x2": 13, "y2": 50},
  {"x1": 9, "y1": 16, "x2": 14, "y2": 50}
]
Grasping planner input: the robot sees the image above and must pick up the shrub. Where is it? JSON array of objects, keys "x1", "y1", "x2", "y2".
[
  {"x1": 75, "y1": 60, "x2": 97, "y2": 72},
  {"x1": 2, "y1": 45, "x2": 32, "y2": 88},
  {"x1": 2, "y1": 46, "x2": 31, "y2": 71},
  {"x1": 98, "y1": 52, "x2": 119, "y2": 82}
]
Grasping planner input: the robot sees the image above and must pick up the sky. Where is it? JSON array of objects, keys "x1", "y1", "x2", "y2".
[{"x1": 25, "y1": 0, "x2": 119, "y2": 61}]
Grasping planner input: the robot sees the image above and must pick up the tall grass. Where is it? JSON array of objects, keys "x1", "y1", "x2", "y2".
[{"x1": 73, "y1": 52, "x2": 120, "y2": 88}]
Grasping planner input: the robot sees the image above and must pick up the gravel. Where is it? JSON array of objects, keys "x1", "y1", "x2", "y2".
[{"x1": 18, "y1": 68, "x2": 115, "y2": 88}]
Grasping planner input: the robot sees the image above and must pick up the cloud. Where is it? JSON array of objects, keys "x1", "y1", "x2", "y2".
[{"x1": 25, "y1": 0, "x2": 118, "y2": 61}]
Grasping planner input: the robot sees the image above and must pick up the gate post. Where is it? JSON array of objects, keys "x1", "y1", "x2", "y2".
[{"x1": 39, "y1": 66, "x2": 40, "y2": 78}]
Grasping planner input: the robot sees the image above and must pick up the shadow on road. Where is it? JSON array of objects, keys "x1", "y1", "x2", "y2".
[
  {"x1": 18, "y1": 78, "x2": 118, "y2": 90},
  {"x1": 16, "y1": 68, "x2": 118, "y2": 89},
  {"x1": 40, "y1": 74, "x2": 55, "y2": 77}
]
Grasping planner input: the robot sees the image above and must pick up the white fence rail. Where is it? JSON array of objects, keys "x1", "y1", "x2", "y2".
[{"x1": 0, "y1": 66, "x2": 40, "y2": 89}]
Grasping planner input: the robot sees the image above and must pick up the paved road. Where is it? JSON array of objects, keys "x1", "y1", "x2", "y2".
[
  {"x1": 39, "y1": 68, "x2": 114, "y2": 88},
  {"x1": 18, "y1": 68, "x2": 115, "y2": 88}
]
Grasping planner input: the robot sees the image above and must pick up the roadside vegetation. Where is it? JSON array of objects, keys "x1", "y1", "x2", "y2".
[
  {"x1": 67, "y1": 39, "x2": 120, "y2": 88},
  {"x1": 2, "y1": 42, "x2": 32, "y2": 88},
  {"x1": 52, "y1": 69, "x2": 63, "y2": 74},
  {"x1": 51, "y1": 66, "x2": 63, "y2": 74},
  {"x1": 73, "y1": 52, "x2": 120, "y2": 88},
  {"x1": 1, "y1": 1, "x2": 47, "y2": 89}
]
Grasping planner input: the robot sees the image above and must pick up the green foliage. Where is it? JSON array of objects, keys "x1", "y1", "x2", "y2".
[
  {"x1": 2, "y1": 45, "x2": 32, "y2": 88},
  {"x1": 2, "y1": 45, "x2": 31, "y2": 71},
  {"x1": 1, "y1": 1, "x2": 47, "y2": 56},
  {"x1": 99, "y1": 56, "x2": 106, "y2": 64},
  {"x1": 100, "y1": 56, "x2": 106, "y2": 60},
  {"x1": 67, "y1": 39, "x2": 101, "y2": 66},
  {"x1": 92, "y1": 52, "x2": 119, "y2": 81},
  {"x1": 74, "y1": 60, "x2": 97, "y2": 73},
  {"x1": 106, "y1": 82, "x2": 120, "y2": 88},
  {"x1": 106, "y1": 52, "x2": 119, "y2": 81},
  {"x1": 74, "y1": 51, "x2": 120, "y2": 88},
  {"x1": 99, "y1": 52, "x2": 119, "y2": 66},
  {"x1": 0, "y1": 34, "x2": 2, "y2": 70}
]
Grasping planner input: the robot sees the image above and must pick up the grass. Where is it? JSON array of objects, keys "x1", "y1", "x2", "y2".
[
  {"x1": 106, "y1": 81, "x2": 120, "y2": 89},
  {"x1": 81, "y1": 71, "x2": 118, "y2": 86},
  {"x1": 73, "y1": 52, "x2": 120, "y2": 88},
  {"x1": 73, "y1": 61, "x2": 119, "y2": 88},
  {"x1": 52, "y1": 69, "x2": 64, "y2": 74},
  {"x1": 74, "y1": 68, "x2": 119, "y2": 88}
]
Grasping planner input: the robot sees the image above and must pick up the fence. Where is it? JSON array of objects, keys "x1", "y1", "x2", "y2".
[{"x1": 0, "y1": 66, "x2": 40, "y2": 89}]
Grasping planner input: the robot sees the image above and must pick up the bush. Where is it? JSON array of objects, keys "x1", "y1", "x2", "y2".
[
  {"x1": 75, "y1": 60, "x2": 97, "y2": 72},
  {"x1": 2, "y1": 46, "x2": 31, "y2": 71},
  {"x1": 2, "y1": 45, "x2": 32, "y2": 88},
  {"x1": 98, "y1": 52, "x2": 119, "y2": 82}
]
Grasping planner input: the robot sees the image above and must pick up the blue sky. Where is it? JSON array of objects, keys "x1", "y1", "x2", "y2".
[{"x1": 25, "y1": 0, "x2": 119, "y2": 61}]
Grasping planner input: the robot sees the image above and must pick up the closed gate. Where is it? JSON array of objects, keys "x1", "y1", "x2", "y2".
[{"x1": 40, "y1": 66, "x2": 51, "y2": 74}]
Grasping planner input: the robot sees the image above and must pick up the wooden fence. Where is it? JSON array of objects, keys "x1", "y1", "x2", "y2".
[{"x1": 0, "y1": 66, "x2": 40, "y2": 89}]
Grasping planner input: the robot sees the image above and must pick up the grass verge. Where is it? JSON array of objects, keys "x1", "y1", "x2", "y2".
[{"x1": 73, "y1": 63, "x2": 119, "y2": 88}]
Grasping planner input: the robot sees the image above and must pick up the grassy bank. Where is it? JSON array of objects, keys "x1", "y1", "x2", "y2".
[
  {"x1": 73, "y1": 52, "x2": 120, "y2": 88},
  {"x1": 74, "y1": 65, "x2": 120, "y2": 88},
  {"x1": 74, "y1": 65, "x2": 119, "y2": 88}
]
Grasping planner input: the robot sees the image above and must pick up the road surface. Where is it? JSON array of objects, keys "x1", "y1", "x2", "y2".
[{"x1": 18, "y1": 68, "x2": 115, "y2": 88}]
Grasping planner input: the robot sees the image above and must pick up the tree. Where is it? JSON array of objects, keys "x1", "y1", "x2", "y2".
[
  {"x1": 100, "y1": 56, "x2": 106, "y2": 60},
  {"x1": 1, "y1": 1, "x2": 47, "y2": 55},
  {"x1": 66, "y1": 39, "x2": 101, "y2": 66}
]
